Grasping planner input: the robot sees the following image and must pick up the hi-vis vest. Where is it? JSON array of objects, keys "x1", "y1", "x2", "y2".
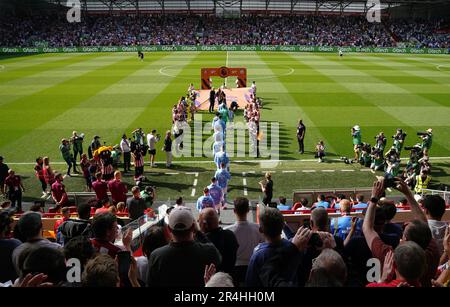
[{"x1": 415, "y1": 175, "x2": 431, "y2": 194}]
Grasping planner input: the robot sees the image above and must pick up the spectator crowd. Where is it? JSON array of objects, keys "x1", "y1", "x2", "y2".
[
  {"x1": 1, "y1": 176, "x2": 449, "y2": 288},
  {"x1": 0, "y1": 14, "x2": 448, "y2": 48}
]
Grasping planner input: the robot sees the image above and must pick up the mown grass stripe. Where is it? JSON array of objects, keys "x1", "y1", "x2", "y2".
[{"x1": 0, "y1": 54, "x2": 157, "y2": 152}]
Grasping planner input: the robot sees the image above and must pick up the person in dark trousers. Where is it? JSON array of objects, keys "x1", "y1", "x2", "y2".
[
  {"x1": 120, "y1": 134, "x2": 132, "y2": 172},
  {"x1": 297, "y1": 119, "x2": 306, "y2": 154},
  {"x1": 259, "y1": 172, "x2": 273, "y2": 206},
  {"x1": 209, "y1": 87, "x2": 216, "y2": 113},
  {"x1": 4, "y1": 170, "x2": 25, "y2": 213},
  {"x1": 0, "y1": 156, "x2": 9, "y2": 195},
  {"x1": 198, "y1": 208, "x2": 239, "y2": 274}
]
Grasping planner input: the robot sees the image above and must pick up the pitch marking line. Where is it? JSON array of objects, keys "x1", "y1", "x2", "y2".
[
  {"x1": 282, "y1": 170, "x2": 296, "y2": 173},
  {"x1": 242, "y1": 172, "x2": 248, "y2": 196},
  {"x1": 165, "y1": 172, "x2": 179, "y2": 175},
  {"x1": 322, "y1": 170, "x2": 335, "y2": 173},
  {"x1": 190, "y1": 172, "x2": 199, "y2": 197},
  {"x1": 7, "y1": 157, "x2": 450, "y2": 165},
  {"x1": 302, "y1": 170, "x2": 316, "y2": 173},
  {"x1": 341, "y1": 169, "x2": 355, "y2": 172}
]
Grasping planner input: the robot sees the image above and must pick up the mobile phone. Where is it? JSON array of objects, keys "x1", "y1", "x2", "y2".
[
  {"x1": 302, "y1": 219, "x2": 311, "y2": 230},
  {"x1": 117, "y1": 251, "x2": 131, "y2": 277}
]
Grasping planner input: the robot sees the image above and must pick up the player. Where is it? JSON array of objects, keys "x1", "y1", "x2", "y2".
[
  {"x1": 251, "y1": 81, "x2": 256, "y2": 95},
  {"x1": 339, "y1": 49, "x2": 343, "y2": 57},
  {"x1": 138, "y1": 51, "x2": 144, "y2": 61}
]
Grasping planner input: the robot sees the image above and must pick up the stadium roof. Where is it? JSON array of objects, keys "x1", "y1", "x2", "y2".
[{"x1": 46, "y1": 0, "x2": 450, "y2": 14}]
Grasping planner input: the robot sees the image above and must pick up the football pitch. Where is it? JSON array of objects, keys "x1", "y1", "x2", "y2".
[{"x1": 0, "y1": 51, "x2": 449, "y2": 201}]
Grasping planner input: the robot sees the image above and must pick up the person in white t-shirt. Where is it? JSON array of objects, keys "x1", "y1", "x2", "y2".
[
  {"x1": 146, "y1": 130, "x2": 160, "y2": 167},
  {"x1": 120, "y1": 134, "x2": 132, "y2": 172},
  {"x1": 225, "y1": 197, "x2": 264, "y2": 286}
]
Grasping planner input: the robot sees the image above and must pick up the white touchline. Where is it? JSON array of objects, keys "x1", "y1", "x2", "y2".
[
  {"x1": 8, "y1": 157, "x2": 450, "y2": 165},
  {"x1": 193, "y1": 179, "x2": 198, "y2": 186},
  {"x1": 191, "y1": 188, "x2": 196, "y2": 197},
  {"x1": 242, "y1": 172, "x2": 248, "y2": 196}
]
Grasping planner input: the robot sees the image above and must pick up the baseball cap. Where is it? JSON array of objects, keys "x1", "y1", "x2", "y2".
[
  {"x1": 94, "y1": 135, "x2": 100, "y2": 139},
  {"x1": 353, "y1": 125, "x2": 360, "y2": 131},
  {"x1": 168, "y1": 207, "x2": 195, "y2": 231}
]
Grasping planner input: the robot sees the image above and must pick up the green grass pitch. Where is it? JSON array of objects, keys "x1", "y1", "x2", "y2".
[{"x1": 0, "y1": 51, "x2": 449, "y2": 201}]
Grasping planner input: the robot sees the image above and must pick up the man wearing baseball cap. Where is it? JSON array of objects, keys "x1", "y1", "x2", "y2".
[{"x1": 147, "y1": 207, "x2": 221, "y2": 287}]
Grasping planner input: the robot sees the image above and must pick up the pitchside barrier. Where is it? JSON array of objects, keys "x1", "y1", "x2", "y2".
[
  {"x1": 0, "y1": 45, "x2": 449, "y2": 54},
  {"x1": 256, "y1": 203, "x2": 450, "y2": 233}
]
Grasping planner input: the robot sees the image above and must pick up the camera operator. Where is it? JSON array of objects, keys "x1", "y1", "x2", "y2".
[
  {"x1": 392, "y1": 128, "x2": 406, "y2": 153},
  {"x1": 418, "y1": 128, "x2": 433, "y2": 156},
  {"x1": 374, "y1": 132, "x2": 387, "y2": 153},
  {"x1": 384, "y1": 147, "x2": 401, "y2": 176},
  {"x1": 351, "y1": 125, "x2": 362, "y2": 162},
  {"x1": 359, "y1": 143, "x2": 372, "y2": 167},
  {"x1": 70, "y1": 131, "x2": 84, "y2": 162}
]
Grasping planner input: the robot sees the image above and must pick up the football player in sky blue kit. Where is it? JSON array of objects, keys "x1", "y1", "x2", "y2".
[
  {"x1": 215, "y1": 162, "x2": 231, "y2": 207},
  {"x1": 196, "y1": 187, "x2": 215, "y2": 211}
]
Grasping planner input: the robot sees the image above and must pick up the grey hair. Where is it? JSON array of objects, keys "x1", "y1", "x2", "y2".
[
  {"x1": 205, "y1": 272, "x2": 234, "y2": 287},
  {"x1": 311, "y1": 248, "x2": 347, "y2": 284}
]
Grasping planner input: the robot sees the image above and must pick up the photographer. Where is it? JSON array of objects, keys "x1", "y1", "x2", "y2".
[
  {"x1": 392, "y1": 128, "x2": 406, "y2": 153},
  {"x1": 359, "y1": 143, "x2": 372, "y2": 167},
  {"x1": 370, "y1": 148, "x2": 384, "y2": 172},
  {"x1": 384, "y1": 147, "x2": 401, "y2": 176},
  {"x1": 419, "y1": 128, "x2": 433, "y2": 155},
  {"x1": 374, "y1": 132, "x2": 387, "y2": 153},
  {"x1": 315, "y1": 140, "x2": 325, "y2": 163},
  {"x1": 351, "y1": 125, "x2": 362, "y2": 162},
  {"x1": 70, "y1": 131, "x2": 84, "y2": 162}
]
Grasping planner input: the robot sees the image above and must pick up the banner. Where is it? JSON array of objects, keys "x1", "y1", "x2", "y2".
[{"x1": 0, "y1": 46, "x2": 448, "y2": 54}]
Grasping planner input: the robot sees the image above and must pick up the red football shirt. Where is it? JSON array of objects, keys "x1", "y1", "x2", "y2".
[
  {"x1": 90, "y1": 238, "x2": 122, "y2": 258},
  {"x1": 92, "y1": 180, "x2": 108, "y2": 201},
  {"x1": 51, "y1": 181, "x2": 68, "y2": 206},
  {"x1": 366, "y1": 279, "x2": 421, "y2": 287},
  {"x1": 108, "y1": 179, "x2": 127, "y2": 204}
]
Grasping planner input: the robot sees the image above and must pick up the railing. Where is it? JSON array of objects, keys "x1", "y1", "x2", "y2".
[{"x1": 422, "y1": 188, "x2": 450, "y2": 204}]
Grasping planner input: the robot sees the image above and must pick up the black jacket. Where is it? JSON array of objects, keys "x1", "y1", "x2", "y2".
[{"x1": 59, "y1": 219, "x2": 92, "y2": 243}]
